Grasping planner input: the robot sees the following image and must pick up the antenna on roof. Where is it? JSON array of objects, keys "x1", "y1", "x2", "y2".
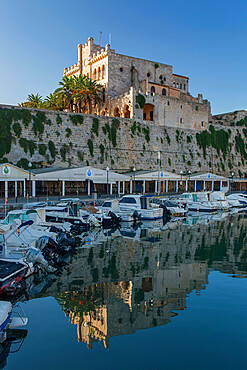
[
  {"x1": 109, "y1": 33, "x2": 111, "y2": 45},
  {"x1": 100, "y1": 31, "x2": 102, "y2": 46}
]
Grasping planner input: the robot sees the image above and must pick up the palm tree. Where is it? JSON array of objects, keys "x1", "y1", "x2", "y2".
[
  {"x1": 43, "y1": 93, "x2": 62, "y2": 110},
  {"x1": 55, "y1": 76, "x2": 74, "y2": 111},
  {"x1": 27, "y1": 93, "x2": 43, "y2": 108},
  {"x1": 78, "y1": 78, "x2": 102, "y2": 114}
]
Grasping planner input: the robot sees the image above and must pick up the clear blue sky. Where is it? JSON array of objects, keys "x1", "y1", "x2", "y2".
[{"x1": 0, "y1": 0, "x2": 246, "y2": 115}]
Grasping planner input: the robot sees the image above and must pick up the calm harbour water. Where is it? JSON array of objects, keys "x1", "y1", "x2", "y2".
[{"x1": 4, "y1": 212, "x2": 247, "y2": 370}]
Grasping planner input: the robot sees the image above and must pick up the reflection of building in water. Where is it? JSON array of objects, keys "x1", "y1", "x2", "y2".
[
  {"x1": 58, "y1": 262, "x2": 207, "y2": 349},
  {"x1": 46, "y1": 214, "x2": 247, "y2": 349}
]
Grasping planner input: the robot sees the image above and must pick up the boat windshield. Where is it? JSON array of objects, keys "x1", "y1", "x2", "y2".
[
  {"x1": 2, "y1": 212, "x2": 29, "y2": 225},
  {"x1": 103, "y1": 202, "x2": 112, "y2": 208},
  {"x1": 119, "y1": 197, "x2": 137, "y2": 204},
  {"x1": 192, "y1": 194, "x2": 198, "y2": 202}
]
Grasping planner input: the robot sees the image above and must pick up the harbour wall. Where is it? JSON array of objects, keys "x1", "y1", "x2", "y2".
[{"x1": 0, "y1": 105, "x2": 246, "y2": 176}]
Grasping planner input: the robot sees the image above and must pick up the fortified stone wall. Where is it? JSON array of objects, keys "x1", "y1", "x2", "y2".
[
  {"x1": 0, "y1": 105, "x2": 246, "y2": 177},
  {"x1": 212, "y1": 110, "x2": 247, "y2": 127}
]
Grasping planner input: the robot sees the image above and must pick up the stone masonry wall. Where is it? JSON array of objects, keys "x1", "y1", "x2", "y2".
[{"x1": 0, "y1": 105, "x2": 246, "y2": 177}]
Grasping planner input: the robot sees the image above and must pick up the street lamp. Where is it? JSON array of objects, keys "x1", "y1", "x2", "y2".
[
  {"x1": 133, "y1": 167, "x2": 136, "y2": 194},
  {"x1": 188, "y1": 170, "x2": 191, "y2": 192},
  {"x1": 231, "y1": 172, "x2": 234, "y2": 192},
  {"x1": 106, "y1": 166, "x2": 109, "y2": 196},
  {"x1": 28, "y1": 161, "x2": 32, "y2": 201},
  {"x1": 157, "y1": 151, "x2": 161, "y2": 195},
  {"x1": 180, "y1": 170, "x2": 183, "y2": 192}
]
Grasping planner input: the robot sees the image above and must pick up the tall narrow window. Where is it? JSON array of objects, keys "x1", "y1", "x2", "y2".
[
  {"x1": 102, "y1": 65, "x2": 105, "y2": 78},
  {"x1": 162, "y1": 88, "x2": 166, "y2": 96},
  {"x1": 98, "y1": 66, "x2": 101, "y2": 80}
]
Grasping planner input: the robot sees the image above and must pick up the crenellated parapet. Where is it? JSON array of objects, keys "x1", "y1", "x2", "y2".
[{"x1": 63, "y1": 62, "x2": 80, "y2": 77}]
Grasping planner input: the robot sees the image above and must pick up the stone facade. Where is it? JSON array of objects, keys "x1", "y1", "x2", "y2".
[{"x1": 64, "y1": 37, "x2": 211, "y2": 130}]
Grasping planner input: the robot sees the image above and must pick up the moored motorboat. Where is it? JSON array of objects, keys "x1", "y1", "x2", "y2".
[
  {"x1": 178, "y1": 193, "x2": 218, "y2": 213},
  {"x1": 119, "y1": 195, "x2": 163, "y2": 220}
]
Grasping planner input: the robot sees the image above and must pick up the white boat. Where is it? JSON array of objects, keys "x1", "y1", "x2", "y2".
[
  {"x1": 226, "y1": 193, "x2": 247, "y2": 207},
  {"x1": 157, "y1": 199, "x2": 187, "y2": 217},
  {"x1": 98, "y1": 199, "x2": 135, "y2": 222},
  {"x1": 0, "y1": 210, "x2": 57, "y2": 249},
  {"x1": 199, "y1": 191, "x2": 230, "y2": 211},
  {"x1": 178, "y1": 193, "x2": 217, "y2": 213},
  {"x1": 119, "y1": 195, "x2": 163, "y2": 220},
  {"x1": 45, "y1": 201, "x2": 102, "y2": 228},
  {"x1": 0, "y1": 301, "x2": 28, "y2": 334}
]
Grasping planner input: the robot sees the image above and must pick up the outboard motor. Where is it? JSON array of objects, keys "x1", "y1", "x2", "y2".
[
  {"x1": 56, "y1": 232, "x2": 76, "y2": 248},
  {"x1": 108, "y1": 211, "x2": 121, "y2": 224},
  {"x1": 159, "y1": 204, "x2": 170, "y2": 217},
  {"x1": 26, "y1": 248, "x2": 56, "y2": 273},
  {"x1": 36, "y1": 236, "x2": 71, "y2": 256},
  {"x1": 49, "y1": 226, "x2": 64, "y2": 234}
]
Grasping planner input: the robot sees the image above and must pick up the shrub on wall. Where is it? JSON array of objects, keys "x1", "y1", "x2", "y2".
[
  {"x1": 235, "y1": 134, "x2": 247, "y2": 159},
  {"x1": 48, "y1": 140, "x2": 56, "y2": 159},
  {"x1": 19, "y1": 138, "x2": 37, "y2": 156},
  {"x1": 92, "y1": 117, "x2": 99, "y2": 136},
  {"x1": 131, "y1": 121, "x2": 137, "y2": 134},
  {"x1": 102, "y1": 119, "x2": 120, "y2": 147},
  {"x1": 13, "y1": 122, "x2": 22, "y2": 137},
  {"x1": 60, "y1": 144, "x2": 69, "y2": 161},
  {"x1": 66, "y1": 128, "x2": 72, "y2": 138},
  {"x1": 136, "y1": 94, "x2": 146, "y2": 109},
  {"x1": 87, "y1": 139, "x2": 94, "y2": 156},
  {"x1": 77, "y1": 150, "x2": 84, "y2": 162},
  {"x1": 56, "y1": 114, "x2": 62, "y2": 125},
  {"x1": 32, "y1": 111, "x2": 46, "y2": 137},
  {"x1": 38, "y1": 144, "x2": 47, "y2": 156},
  {"x1": 70, "y1": 114, "x2": 83, "y2": 125},
  {"x1": 17, "y1": 158, "x2": 29, "y2": 170},
  {"x1": 142, "y1": 126, "x2": 150, "y2": 143}
]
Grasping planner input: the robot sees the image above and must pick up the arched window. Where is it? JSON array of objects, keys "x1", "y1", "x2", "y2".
[
  {"x1": 93, "y1": 69, "x2": 96, "y2": 80},
  {"x1": 176, "y1": 83, "x2": 179, "y2": 88},
  {"x1": 123, "y1": 105, "x2": 130, "y2": 118},
  {"x1": 184, "y1": 84, "x2": 186, "y2": 90},
  {"x1": 180, "y1": 84, "x2": 182, "y2": 89},
  {"x1": 162, "y1": 88, "x2": 166, "y2": 96},
  {"x1": 143, "y1": 103, "x2": 155, "y2": 121},
  {"x1": 173, "y1": 82, "x2": 176, "y2": 87},
  {"x1": 102, "y1": 65, "x2": 105, "y2": 79},
  {"x1": 98, "y1": 66, "x2": 101, "y2": 80},
  {"x1": 151, "y1": 86, "x2": 155, "y2": 94},
  {"x1": 114, "y1": 107, "x2": 120, "y2": 117}
]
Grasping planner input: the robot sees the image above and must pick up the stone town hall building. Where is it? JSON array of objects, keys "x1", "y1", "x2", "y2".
[{"x1": 64, "y1": 37, "x2": 211, "y2": 130}]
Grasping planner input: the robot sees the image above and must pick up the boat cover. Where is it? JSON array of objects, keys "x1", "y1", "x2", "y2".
[
  {"x1": 0, "y1": 225, "x2": 12, "y2": 235},
  {"x1": 0, "y1": 260, "x2": 25, "y2": 281}
]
